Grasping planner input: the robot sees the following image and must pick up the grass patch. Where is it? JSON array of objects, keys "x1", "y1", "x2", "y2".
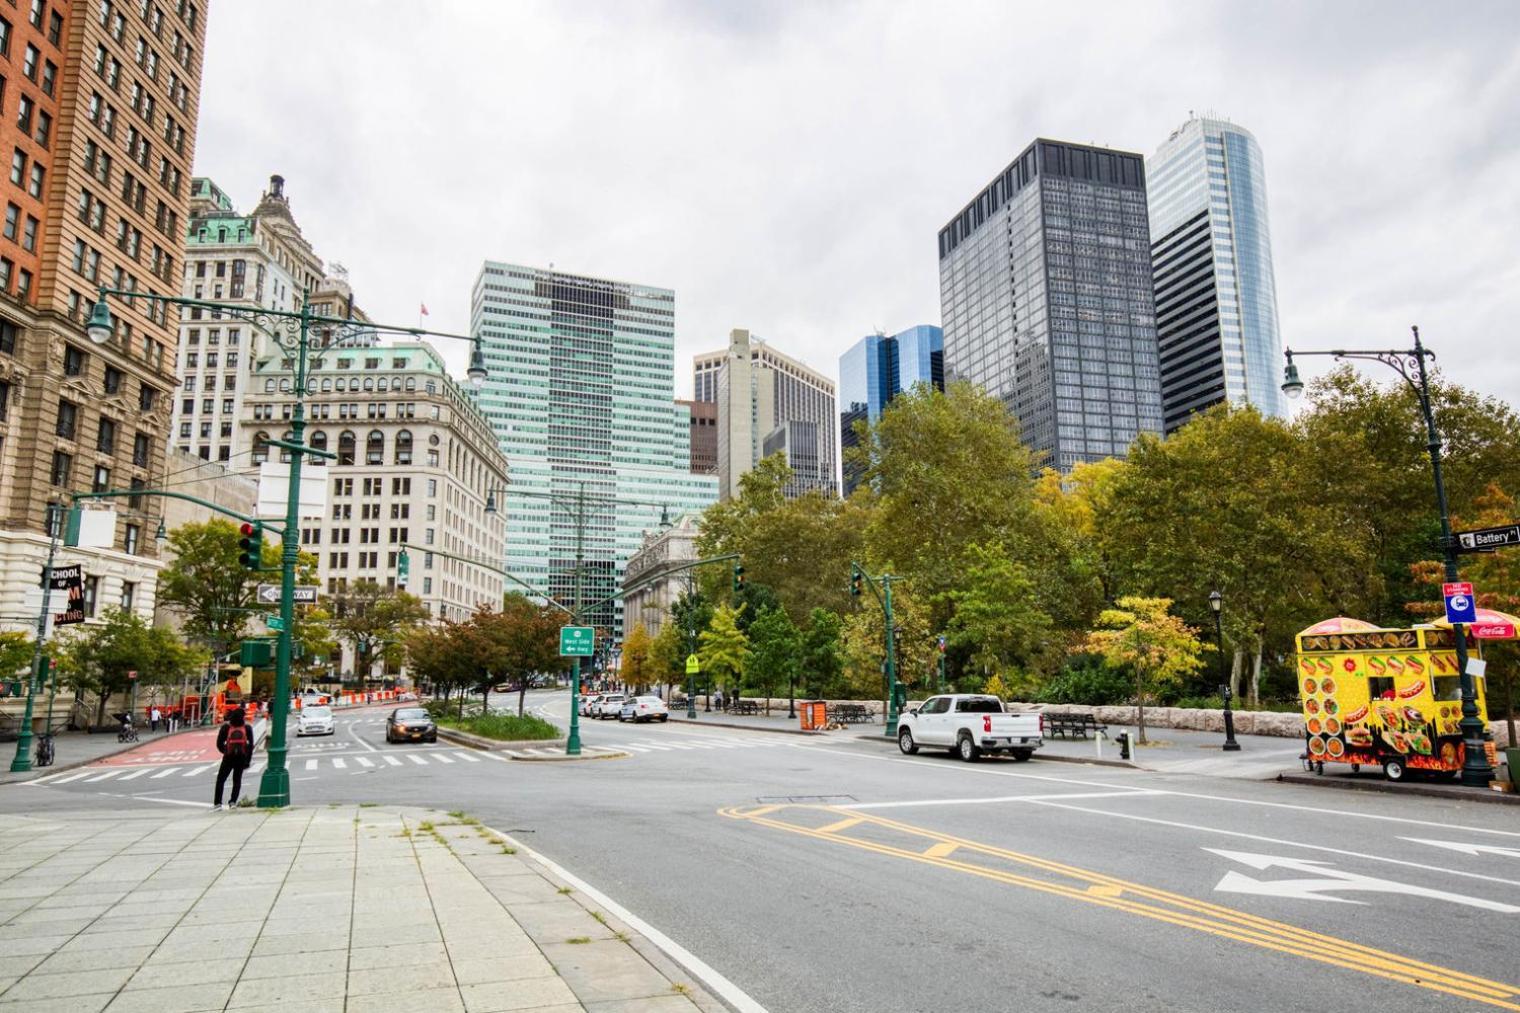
[
  {"x1": 673, "y1": 983, "x2": 690, "y2": 995},
  {"x1": 359, "y1": 802, "x2": 379, "y2": 808},
  {"x1": 557, "y1": 886, "x2": 573, "y2": 895},
  {"x1": 566, "y1": 937, "x2": 591, "y2": 945},
  {"x1": 447, "y1": 810, "x2": 467, "y2": 820},
  {"x1": 433, "y1": 710, "x2": 561, "y2": 742},
  {"x1": 418, "y1": 821, "x2": 435, "y2": 832},
  {"x1": 500, "y1": 845, "x2": 517, "y2": 855},
  {"x1": 589, "y1": 911, "x2": 607, "y2": 926}
]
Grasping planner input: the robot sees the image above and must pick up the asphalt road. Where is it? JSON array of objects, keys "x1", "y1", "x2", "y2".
[{"x1": 7, "y1": 691, "x2": 1520, "y2": 1013}]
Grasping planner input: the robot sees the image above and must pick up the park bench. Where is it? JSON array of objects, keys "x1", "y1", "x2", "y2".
[
  {"x1": 730, "y1": 699, "x2": 761, "y2": 716},
  {"x1": 829, "y1": 703, "x2": 873, "y2": 724},
  {"x1": 1042, "y1": 711, "x2": 1107, "y2": 739}
]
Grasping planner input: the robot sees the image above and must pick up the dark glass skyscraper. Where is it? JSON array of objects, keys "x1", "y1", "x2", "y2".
[
  {"x1": 938, "y1": 139, "x2": 1164, "y2": 470},
  {"x1": 838, "y1": 325, "x2": 944, "y2": 496}
]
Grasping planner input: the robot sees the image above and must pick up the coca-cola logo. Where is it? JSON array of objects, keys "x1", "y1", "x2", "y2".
[{"x1": 1472, "y1": 623, "x2": 1516, "y2": 640}]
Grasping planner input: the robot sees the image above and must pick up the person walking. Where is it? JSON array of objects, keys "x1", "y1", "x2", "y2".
[
  {"x1": 213, "y1": 707, "x2": 254, "y2": 811},
  {"x1": 149, "y1": 706, "x2": 161, "y2": 733}
]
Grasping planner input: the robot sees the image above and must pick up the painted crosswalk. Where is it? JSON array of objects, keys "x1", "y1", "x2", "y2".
[
  {"x1": 504, "y1": 735, "x2": 807, "y2": 758},
  {"x1": 23, "y1": 749, "x2": 487, "y2": 787}
]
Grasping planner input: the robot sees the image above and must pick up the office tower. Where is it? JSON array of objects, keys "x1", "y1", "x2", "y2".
[
  {"x1": 0, "y1": 0, "x2": 208, "y2": 630},
  {"x1": 694, "y1": 328, "x2": 837, "y2": 500},
  {"x1": 675, "y1": 398, "x2": 717, "y2": 475},
  {"x1": 171, "y1": 175, "x2": 325, "y2": 463},
  {"x1": 838, "y1": 324, "x2": 944, "y2": 496},
  {"x1": 1148, "y1": 114, "x2": 1284, "y2": 431},
  {"x1": 938, "y1": 139, "x2": 1164, "y2": 471},
  {"x1": 471, "y1": 263, "x2": 717, "y2": 634},
  {"x1": 244, "y1": 341, "x2": 508, "y2": 675}
]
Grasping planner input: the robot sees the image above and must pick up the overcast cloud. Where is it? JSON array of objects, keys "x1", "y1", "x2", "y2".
[{"x1": 195, "y1": 0, "x2": 1520, "y2": 406}]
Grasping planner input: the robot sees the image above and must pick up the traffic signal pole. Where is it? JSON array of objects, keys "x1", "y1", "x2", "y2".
[{"x1": 851, "y1": 562, "x2": 902, "y2": 737}]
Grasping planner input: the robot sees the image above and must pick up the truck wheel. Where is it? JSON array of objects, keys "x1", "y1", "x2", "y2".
[
  {"x1": 1011, "y1": 749, "x2": 1033, "y2": 762},
  {"x1": 957, "y1": 734, "x2": 980, "y2": 763},
  {"x1": 1383, "y1": 758, "x2": 1406, "y2": 782},
  {"x1": 897, "y1": 728, "x2": 918, "y2": 755}
]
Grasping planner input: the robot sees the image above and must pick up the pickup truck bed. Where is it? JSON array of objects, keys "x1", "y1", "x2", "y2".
[{"x1": 896, "y1": 694, "x2": 1044, "y2": 762}]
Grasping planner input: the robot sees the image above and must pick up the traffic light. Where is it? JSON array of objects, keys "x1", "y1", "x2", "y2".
[
  {"x1": 396, "y1": 549, "x2": 410, "y2": 588},
  {"x1": 850, "y1": 566, "x2": 863, "y2": 597},
  {"x1": 732, "y1": 562, "x2": 745, "y2": 593},
  {"x1": 237, "y1": 522, "x2": 263, "y2": 570}
]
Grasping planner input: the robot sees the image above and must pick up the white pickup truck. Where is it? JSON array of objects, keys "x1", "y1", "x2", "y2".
[{"x1": 896, "y1": 694, "x2": 1044, "y2": 762}]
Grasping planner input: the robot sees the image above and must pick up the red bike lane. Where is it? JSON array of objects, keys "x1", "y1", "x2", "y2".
[{"x1": 95, "y1": 727, "x2": 223, "y2": 766}]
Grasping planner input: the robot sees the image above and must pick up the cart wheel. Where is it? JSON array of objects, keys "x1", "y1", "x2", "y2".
[
  {"x1": 1302, "y1": 757, "x2": 1315, "y2": 773},
  {"x1": 1314, "y1": 761, "x2": 1324, "y2": 775},
  {"x1": 1348, "y1": 763, "x2": 1360, "y2": 774},
  {"x1": 1383, "y1": 758, "x2": 1407, "y2": 782}
]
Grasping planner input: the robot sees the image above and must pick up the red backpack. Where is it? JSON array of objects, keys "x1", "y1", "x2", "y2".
[{"x1": 225, "y1": 724, "x2": 250, "y2": 758}]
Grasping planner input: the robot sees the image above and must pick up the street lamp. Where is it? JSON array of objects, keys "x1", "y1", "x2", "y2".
[
  {"x1": 1282, "y1": 327, "x2": 1493, "y2": 786},
  {"x1": 88, "y1": 284, "x2": 490, "y2": 806},
  {"x1": 1209, "y1": 590, "x2": 1239, "y2": 751}
]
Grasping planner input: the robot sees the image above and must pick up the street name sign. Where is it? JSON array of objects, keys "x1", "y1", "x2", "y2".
[
  {"x1": 256, "y1": 584, "x2": 319, "y2": 605},
  {"x1": 1455, "y1": 523, "x2": 1520, "y2": 553},
  {"x1": 685, "y1": 653, "x2": 700, "y2": 675},
  {"x1": 560, "y1": 626, "x2": 595, "y2": 657},
  {"x1": 1442, "y1": 582, "x2": 1476, "y2": 625}
]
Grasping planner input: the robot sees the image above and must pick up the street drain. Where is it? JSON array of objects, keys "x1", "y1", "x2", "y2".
[{"x1": 755, "y1": 795, "x2": 857, "y2": 804}]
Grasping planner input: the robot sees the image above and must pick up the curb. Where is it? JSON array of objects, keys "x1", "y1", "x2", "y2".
[
  {"x1": 435, "y1": 726, "x2": 559, "y2": 752},
  {"x1": 850, "y1": 733, "x2": 1140, "y2": 769},
  {"x1": 1275, "y1": 771, "x2": 1520, "y2": 805},
  {"x1": 0, "y1": 724, "x2": 206, "y2": 785},
  {"x1": 668, "y1": 716, "x2": 827, "y2": 738},
  {"x1": 510, "y1": 749, "x2": 630, "y2": 763}
]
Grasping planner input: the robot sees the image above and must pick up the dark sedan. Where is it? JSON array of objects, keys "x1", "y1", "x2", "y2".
[{"x1": 385, "y1": 706, "x2": 437, "y2": 744}]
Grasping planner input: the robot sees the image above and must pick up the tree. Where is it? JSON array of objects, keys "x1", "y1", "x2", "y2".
[
  {"x1": 53, "y1": 609, "x2": 206, "y2": 725},
  {"x1": 698, "y1": 604, "x2": 749, "y2": 700},
  {"x1": 840, "y1": 585, "x2": 932, "y2": 700},
  {"x1": 156, "y1": 519, "x2": 259, "y2": 654},
  {"x1": 1082, "y1": 597, "x2": 1208, "y2": 744},
  {"x1": 939, "y1": 540, "x2": 1054, "y2": 697},
  {"x1": 406, "y1": 622, "x2": 474, "y2": 708},
  {"x1": 746, "y1": 605, "x2": 800, "y2": 713},
  {"x1": 648, "y1": 622, "x2": 684, "y2": 698},
  {"x1": 799, "y1": 609, "x2": 844, "y2": 698},
  {"x1": 331, "y1": 581, "x2": 431, "y2": 684},
  {"x1": 670, "y1": 589, "x2": 714, "y2": 661},
  {"x1": 620, "y1": 622, "x2": 654, "y2": 694},
  {"x1": 0, "y1": 632, "x2": 32, "y2": 681}
]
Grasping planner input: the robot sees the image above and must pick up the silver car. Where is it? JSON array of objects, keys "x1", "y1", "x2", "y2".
[
  {"x1": 296, "y1": 705, "x2": 335, "y2": 736},
  {"x1": 593, "y1": 693, "x2": 627, "y2": 719}
]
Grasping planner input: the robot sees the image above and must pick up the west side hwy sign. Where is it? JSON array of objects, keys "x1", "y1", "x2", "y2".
[{"x1": 1454, "y1": 523, "x2": 1520, "y2": 553}]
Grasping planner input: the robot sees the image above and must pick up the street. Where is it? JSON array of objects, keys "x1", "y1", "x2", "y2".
[{"x1": 6, "y1": 691, "x2": 1519, "y2": 1013}]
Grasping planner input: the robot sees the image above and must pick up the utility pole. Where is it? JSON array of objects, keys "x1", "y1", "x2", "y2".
[
  {"x1": 10, "y1": 503, "x2": 62, "y2": 772},
  {"x1": 566, "y1": 483, "x2": 585, "y2": 756}
]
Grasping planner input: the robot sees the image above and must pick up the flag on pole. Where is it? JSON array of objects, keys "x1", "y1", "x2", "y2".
[{"x1": 419, "y1": 302, "x2": 429, "y2": 316}]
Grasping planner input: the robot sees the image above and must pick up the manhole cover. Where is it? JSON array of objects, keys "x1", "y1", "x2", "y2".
[{"x1": 754, "y1": 795, "x2": 857, "y2": 804}]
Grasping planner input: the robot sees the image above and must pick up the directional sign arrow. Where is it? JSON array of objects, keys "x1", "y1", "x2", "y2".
[
  {"x1": 256, "y1": 584, "x2": 280, "y2": 605},
  {"x1": 1205, "y1": 848, "x2": 1520, "y2": 913},
  {"x1": 1400, "y1": 838, "x2": 1520, "y2": 860}
]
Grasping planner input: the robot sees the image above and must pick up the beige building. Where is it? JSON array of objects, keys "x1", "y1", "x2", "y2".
[
  {"x1": 0, "y1": 0, "x2": 208, "y2": 636},
  {"x1": 621, "y1": 512, "x2": 700, "y2": 636},
  {"x1": 244, "y1": 341, "x2": 508, "y2": 678},
  {"x1": 694, "y1": 329, "x2": 837, "y2": 500}
]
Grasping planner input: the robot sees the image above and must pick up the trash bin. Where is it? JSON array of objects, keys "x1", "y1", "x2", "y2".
[{"x1": 800, "y1": 700, "x2": 827, "y2": 731}]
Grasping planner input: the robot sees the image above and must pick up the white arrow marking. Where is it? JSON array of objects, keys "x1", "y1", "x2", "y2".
[
  {"x1": 1206, "y1": 848, "x2": 1520, "y2": 913},
  {"x1": 1401, "y1": 837, "x2": 1520, "y2": 859}
]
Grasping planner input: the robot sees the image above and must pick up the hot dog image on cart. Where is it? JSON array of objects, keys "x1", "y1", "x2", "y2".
[{"x1": 1295, "y1": 616, "x2": 1498, "y2": 782}]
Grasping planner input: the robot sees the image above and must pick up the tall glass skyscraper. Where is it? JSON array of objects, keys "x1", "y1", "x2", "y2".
[
  {"x1": 938, "y1": 139, "x2": 1164, "y2": 471},
  {"x1": 838, "y1": 325, "x2": 944, "y2": 496},
  {"x1": 1148, "y1": 115, "x2": 1284, "y2": 432},
  {"x1": 470, "y1": 263, "x2": 718, "y2": 634}
]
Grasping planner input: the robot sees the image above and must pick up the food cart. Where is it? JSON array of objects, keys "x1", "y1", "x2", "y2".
[{"x1": 1295, "y1": 616, "x2": 1489, "y2": 781}]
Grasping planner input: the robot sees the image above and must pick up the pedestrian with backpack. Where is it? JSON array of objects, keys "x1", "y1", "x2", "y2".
[{"x1": 213, "y1": 707, "x2": 254, "y2": 810}]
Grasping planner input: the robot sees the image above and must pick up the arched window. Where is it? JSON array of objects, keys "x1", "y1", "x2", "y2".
[
  {"x1": 252, "y1": 431, "x2": 270, "y2": 464},
  {"x1": 338, "y1": 430, "x2": 355, "y2": 467},
  {"x1": 394, "y1": 429, "x2": 413, "y2": 465},
  {"x1": 309, "y1": 430, "x2": 328, "y2": 466},
  {"x1": 279, "y1": 429, "x2": 295, "y2": 463},
  {"x1": 366, "y1": 429, "x2": 384, "y2": 465}
]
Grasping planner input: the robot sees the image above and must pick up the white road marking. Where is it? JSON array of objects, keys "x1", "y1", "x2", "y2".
[
  {"x1": 183, "y1": 765, "x2": 214, "y2": 776},
  {"x1": 331, "y1": 758, "x2": 347, "y2": 769},
  {"x1": 304, "y1": 759, "x2": 318, "y2": 771},
  {"x1": 1207, "y1": 848, "x2": 1520, "y2": 913},
  {"x1": 383, "y1": 755, "x2": 402, "y2": 766},
  {"x1": 610, "y1": 743, "x2": 653, "y2": 753},
  {"x1": 128, "y1": 795, "x2": 213, "y2": 808},
  {"x1": 149, "y1": 767, "x2": 180, "y2": 779},
  {"x1": 432, "y1": 753, "x2": 454, "y2": 764},
  {"x1": 487, "y1": 823, "x2": 771, "y2": 1013},
  {"x1": 452, "y1": 752, "x2": 481, "y2": 763},
  {"x1": 406, "y1": 754, "x2": 428, "y2": 765},
  {"x1": 47, "y1": 770, "x2": 97, "y2": 784},
  {"x1": 116, "y1": 768, "x2": 149, "y2": 781},
  {"x1": 82, "y1": 769, "x2": 122, "y2": 782},
  {"x1": 1401, "y1": 838, "x2": 1520, "y2": 859},
  {"x1": 355, "y1": 756, "x2": 375, "y2": 768},
  {"x1": 843, "y1": 790, "x2": 1163, "y2": 810}
]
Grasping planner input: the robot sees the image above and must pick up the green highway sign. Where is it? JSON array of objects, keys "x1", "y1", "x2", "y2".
[
  {"x1": 685, "y1": 653, "x2": 700, "y2": 675},
  {"x1": 560, "y1": 626, "x2": 595, "y2": 657}
]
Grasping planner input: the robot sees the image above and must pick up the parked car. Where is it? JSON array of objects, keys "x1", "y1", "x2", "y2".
[
  {"x1": 593, "y1": 693, "x2": 627, "y2": 719},
  {"x1": 296, "y1": 705, "x2": 335, "y2": 737},
  {"x1": 895, "y1": 694, "x2": 1043, "y2": 762},
  {"x1": 386, "y1": 706, "x2": 438, "y2": 744},
  {"x1": 618, "y1": 696, "x2": 670, "y2": 723},
  {"x1": 580, "y1": 693, "x2": 604, "y2": 717}
]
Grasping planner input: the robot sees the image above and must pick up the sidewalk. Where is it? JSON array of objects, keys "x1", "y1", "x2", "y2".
[
  {"x1": 1039, "y1": 724, "x2": 1306, "y2": 779},
  {"x1": 0, "y1": 805, "x2": 722, "y2": 1013},
  {"x1": 0, "y1": 726, "x2": 198, "y2": 787},
  {"x1": 666, "y1": 707, "x2": 826, "y2": 737}
]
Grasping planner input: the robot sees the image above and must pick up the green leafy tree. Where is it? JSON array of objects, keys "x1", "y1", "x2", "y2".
[
  {"x1": 670, "y1": 589, "x2": 713, "y2": 661},
  {"x1": 460, "y1": 597, "x2": 560, "y2": 715},
  {"x1": 1082, "y1": 597, "x2": 1208, "y2": 744},
  {"x1": 0, "y1": 632, "x2": 32, "y2": 682},
  {"x1": 699, "y1": 604, "x2": 749, "y2": 701},
  {"x1": 648, "y1": 622, "x2": 684, "y2": 698},
  {"x1": 799, "y1": 608, "x2": 844, "y2": 698},
  {"x1": 156, "y1": 519, "x2": 259, "y2": 654},
  {"x1": 746, "y1": 605, "x2": 801, "y2": 713},
  {"x1": 406, "y1": 621, "x2": 474, "y2": 708},
  {"x1": 840, "y1": 585, "x2": 933, "y2": 701},
  {"x1": 939, "y1": 540, "x2": 1054, "y2": 697},
  {"x1": 53, "y1": 609, "x2": 207, "y2": 725},
  {"x1": 331, "y1": 581, "x2": 431, "y2": 684}
]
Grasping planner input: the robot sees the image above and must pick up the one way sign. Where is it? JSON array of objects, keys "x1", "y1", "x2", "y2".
[{"x1": 256, "y1": 584, "x2": 319, "y2": 605}]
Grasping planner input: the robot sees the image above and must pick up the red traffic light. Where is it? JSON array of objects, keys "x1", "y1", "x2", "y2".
[{"x1": 239, "y1": 522, "x2": 255, "y2": 537}]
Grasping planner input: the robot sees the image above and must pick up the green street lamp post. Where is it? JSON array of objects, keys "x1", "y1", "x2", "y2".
[
  {"x1": 1282, "y1": 327, "x2": 1494, "y2": 786},
  {"x1": 1209, "y1": 590, "x2": 1239, "y2": 751},
  {"x1": 851, "y1": 562, "x2": 902, "y2": 737},
  {"x1": 9, "y1": 503, "x2": 63, "y2": 773},
  {"x1": 936, "y1": 635, "x2": 947, "y2": 694},
  {"x1": 88, "y1": 286, "x2": 488, "y2": 806}
]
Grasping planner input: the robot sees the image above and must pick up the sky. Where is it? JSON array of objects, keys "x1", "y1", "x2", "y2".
[{"x1": 194, "y1": 0, "x2": 1520, "y2": 407}]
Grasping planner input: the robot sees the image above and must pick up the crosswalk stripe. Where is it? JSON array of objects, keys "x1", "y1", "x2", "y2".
[
  {"x1": 532, "y1": 748, "x2": 559, "y2": 756},
  {"x1": 331, "y1": 758, "x2": 347, "y2": 769},
  {"x1": 246, "y1": 762, "x2": 264, "y2": 775},
  {"x1": 383, "y1": 756, "x2": 402, "y2": 766},
  {"x1": 451, "y1": 752, "x2": 480, "y2": 762},
  {"x1": 406, "y1": 754, "x2": 427, "y2": 765},
  {"x1": 116, "y1": 768, "x2": 150, "y2": 781},
  {"x1": 304, "y1": 759, "x2": 318, "y2": 771},
  {"x1": 184, "y1": 764, "x2": 214, "y2": 776},
  {"x1": 49, "y1": 770, "x2": 96, "y2": 784},
  {"x1": 610, "y1": 743, "x2": 652, "y2": 752},
  {"x1": 150, "y1": 767, "x2": 180, "y2": 779},
  {"x1": 431, "y1": 753, "x2": 454, "y2": 764},
  {"x1": 82, "y1": 769, "x2": 121, "y2": 782},
  {"x1": 355, "y1": 757, "x2": 375, "y2": 768}
]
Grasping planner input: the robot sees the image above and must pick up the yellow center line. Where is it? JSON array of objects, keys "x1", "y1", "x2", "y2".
[{"x1": 720, "y1": 805, "x2": 1520, "y2": 1010}]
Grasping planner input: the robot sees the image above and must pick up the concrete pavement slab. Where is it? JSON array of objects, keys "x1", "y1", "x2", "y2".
[{"x1": 458, "y1": 976, "x2": 579, "y2": 1012}]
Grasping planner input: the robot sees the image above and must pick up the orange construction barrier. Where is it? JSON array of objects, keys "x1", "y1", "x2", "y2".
[{"x1": 799, "y1": 700, "x2": 827, "y2": 731}]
